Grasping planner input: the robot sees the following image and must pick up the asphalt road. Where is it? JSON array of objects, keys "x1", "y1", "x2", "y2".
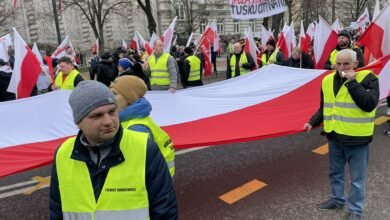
[{"x1": 1, "y1": 107, "x2": 389, "y2": 220}]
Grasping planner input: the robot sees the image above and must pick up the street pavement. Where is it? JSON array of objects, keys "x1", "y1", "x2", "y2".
[{"x1": 1, "y1": 106, "x2": 389, "y2": 220}]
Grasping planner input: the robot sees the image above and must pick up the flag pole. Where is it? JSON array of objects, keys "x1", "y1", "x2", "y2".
[{"x1": 51, "y1": 0, "x2": 62, "y2": 45}]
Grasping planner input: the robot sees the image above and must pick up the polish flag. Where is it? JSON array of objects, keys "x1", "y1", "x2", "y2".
[
  {"x1": 313, "y1": 16, "x2": 338, "y2": 69},
  {"x1": 149, "y1": 32, "x2": 160, "y2": 48},
  {"x1": 277, "y1": 22, "x2": 295, "y2": 59},
  {"x1": 198, "y1": 37, "x2": 212, "y2": 76},
  {"x1": 161, "y1": 17, "x2": 177, "y2": 53},
  {"x1": 244, "y1": 28, "x2": 259, "y2": 69},
  {"x1": 136, "y1": 32, "x2": 153, "y2": 56},
  {"x1": 355, "y1": 7, "x2": 370, "y2": 33},
  {"x1": 32, "y1": 43, "x2": 43, "y2": 65},
  {"x1": 7, "y1": 28, "x2": 42, "y2": 99},
  {"x1": 2, "y1": 56, "x2": 389, "y2": 177},
  {"x1": 299, "y1": 20, "x2": 310, "y2": 54},
  {"x1": 358, "y1": 2, "x2": 390, "y2": 60},
  {"x1": 122, "y1": 39, "x2": 128, "y2": 51},
  {"x1": 130, "y1": 33, "x2": 140, "y2": 53},
  {"x1": 209, "y1": 21, "x2": 220, "y2": 52},
  {"x1": 51, "y1": 36, "x2": 77, "y2": 60},
  {"x1": 92, "y1": 38, "x2": 99, "y2": 54},
  {"x1": 260, "y1": 24, "x2": 274, "y2": 50},
  {"x1": 306, "y1": 22, "x2": 316, "y2": 42},
  {"x1": 331, "y1": 18, "x2": 344, "y2": 33}
]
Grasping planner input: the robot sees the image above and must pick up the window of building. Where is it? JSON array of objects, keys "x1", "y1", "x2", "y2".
[
  {"x1": 217, "y1": 21, "x2": 224, "y2": 34},
  {"x1": 249, "y1": 19, "x2": 255, "y2": 31},
  {"x1": 233, "y1": 20, "x2": 240, "y2": 33},
  {"x1": 199, "y1": 22, "x2": 206, "y2": 33},
  {"x1": 177, "y1": 5, "x2": 185, "y2": 20}
]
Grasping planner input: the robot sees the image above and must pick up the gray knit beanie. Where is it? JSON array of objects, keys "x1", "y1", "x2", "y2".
[{"x1": 69, "y1": 80, "x2": 116, "y2": 124}]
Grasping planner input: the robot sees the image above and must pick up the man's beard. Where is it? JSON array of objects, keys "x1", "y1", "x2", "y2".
[{"x1": 338, "y1": 41, "x2": 349, "y2": 48}]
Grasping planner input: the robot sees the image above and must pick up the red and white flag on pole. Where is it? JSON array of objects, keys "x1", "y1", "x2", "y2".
[
  {"x1": 7, "y1": 28, "x2": 42, "y2": 99},
  {"x1": 198, "y1": 37, "x2": 212, "y2": 76},
  {"x1": 306, "y1": 22, "x2": 316, "y2": 42},
  {"x1": 52, "y1": 36, "x2": 76, "y2": 60},
  {"x1": 92, "y1": 38, "x2": 99, "y2": 54},
  {"x1": 355, "y1": 7, "x2": 370, "y2": 33},
  {"x1": 331, "y1": 18, "x2": 344, "y2": 33},
  {"x1": 186, "y1": 32, "x2": 194, "y2": 47},
  {"x1": 244, "y1": 28, "x2": 258, "y2": 69},
  {"x1": 277, "y1": 22, "x2": 295, "y2": 59},
  {"x1": 136, "y1": 32, "x2": 153, "y2": 56},
  {"x1": 313, "y1": 16, "x2": 338, "y2": 69},
  {"x1": 358, "y1": 2, "x2": 390, "y2": 60},
  {"x1": 149, "y1": 32, "x2": 160, "y2": 47},
  {"x1": 130, "y1": 34, "x2": 140, "y2": 53},
  {"x1": 0, "y1": 34, "x2": 13, "y2": 62},
  {"x1": 161, "y1": 17, "x2": 177, "y2": 53},
  {"x1": 122, "y1": 39, "x2": 128, "y2": 51},
  {"x1": 299, "y1": 20, "x2": 310, "y2": 55},
  {"x1": 260, "y1": 24, "x2": 274, "y2": 50},
  {"x1": 209, "y1": 21, "x2": 220, "y2": 52}
]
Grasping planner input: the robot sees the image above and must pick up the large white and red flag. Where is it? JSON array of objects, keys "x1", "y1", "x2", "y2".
[
  {"x1": 299, "y1": 20, "x2": 310, "y2": 54},
  {"x1": 51, "y1": 36, "x2": 76, "y2": 60},
  {"x1": 122, "y1": 39, "x2": 128, "y2": 51},
  {"x1": 7, "y1": 28, "x2": 42, "y2": 99},
  {"x1": 313, "y1": 16, "x2": 338, "y2": 69},
  {"x1": 355, "y1": 7, "x2": 370, "y2": 33},
  {"x1": 244, "y1": 28, "x2": 259, "y2": 69},
  {"x1": 198, "y1": 37, "x2": 212, "y2": 76},
  {"x1": 161, "y1": 16, "x2": 177, "y2": 53},
  {"x1": 0, "y1": 34, "x2": 13, "y2": 62},
  {"x1": 209, "y1": 21, "x2": 220, "y2": 52},
  {"x1": 1, "y1": 56, "x2": 389, "y2": 177},
  {"x1": 136, "y1": 32, "x2": 153, "y2": 56},
  {"x1": 331, "y1": 18, "x2": 344, "y2": 33},
  {"x1": 358, "y1": 2, "x2": 390, "y2": 60}
]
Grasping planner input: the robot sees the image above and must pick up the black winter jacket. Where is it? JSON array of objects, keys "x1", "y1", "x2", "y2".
[
  {"x1": 97, "y1": 59, "x2": 118, "y2": 87},
  {"x1": 49, "y1": 128, "x2": 178, "y2": 220}
]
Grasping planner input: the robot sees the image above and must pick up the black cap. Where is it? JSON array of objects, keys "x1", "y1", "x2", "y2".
[
  {"x1": 184, "y1": 46, "x2": 193, "y2": 55},
  {"x1": 338, "y1": 30, "x2": 351, "y2": 39}
]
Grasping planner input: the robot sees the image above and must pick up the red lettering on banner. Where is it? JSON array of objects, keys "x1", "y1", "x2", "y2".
[{"x1": 54, "y1": 47, "x2": 66, "y2": 56}]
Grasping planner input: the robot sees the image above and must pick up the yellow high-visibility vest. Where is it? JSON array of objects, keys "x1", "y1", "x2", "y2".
[
  {"x1": 56, "y1": 130, "x2": 150, "y2": 220},
  {"x1": 148, "y1": 53, "x2": 171, "y2": 86},
  {"x1": 322, "y1": 70, "x2": 376, "y2": 136},
  {"x1": 230, "y1": 53, "x2": 250, "y2": 77},
  {"x1": 54, "y1": 69, "x2": 81, "y2": 90},
  {"x1": 122, "y1": 117, "x2": 175, "y2": 177},
  {"x1": 329, "y1": 49, "x2": 339, "y2": 66},
  {"x1": 185, "y1": 55, "x2": 201, "y2": 81},
  {"x1": 261, "y1": 50, "x2": 277, "y2": 66}
]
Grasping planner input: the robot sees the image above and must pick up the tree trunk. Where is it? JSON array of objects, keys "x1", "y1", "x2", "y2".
[
  {"x1": 99, "y1": 25, "x2": 105, "y2": 55},
  {"x1": 272, "y1": 13, "x2": 284, "y2": 39},
  {"x1": 332, "y1": 0, "x2": 336, "y2": 22},
  {"x1": 262, "y1": 17, "x2": 269, "y2": 29}
]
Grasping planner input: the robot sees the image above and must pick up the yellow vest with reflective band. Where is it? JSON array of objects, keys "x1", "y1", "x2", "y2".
[
  {"x1": 329, "y1": 49, "x2": 339, "y2": 66},
  {"x1": 185, "y1": 55, "x2": 201, "y2": 81},
  {"x1": 54, "y1": 69, "x2": 80, "y2": 90},
  {"x1": 56, "y1": 130, "x2": 150, "y2": 220},
  {"x1": 228, "y1": 43, "x2": 233, "y2": 53},
  {"x1": 322, "y1": 70, "x2": 376, "y2": 136},
  {"x1": 122, "y1": 117, "x2": 175, "y2": 177},
  {"x1": 261, "y1": 50, "x2": 277, "y2": 66},
  {"x1": 148, "y1": 53, "x2": 170, "y2": 86},
  {"x1": 230, "y1": 53, "x2": 250, "y2": 77}
]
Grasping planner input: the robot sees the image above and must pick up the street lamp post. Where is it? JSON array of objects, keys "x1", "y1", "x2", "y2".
[{"x1": 51, "y1": 0, "x2": 61, "y2": 45}]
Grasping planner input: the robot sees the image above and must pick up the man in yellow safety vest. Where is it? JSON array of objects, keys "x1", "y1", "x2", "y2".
[
  {"x1": 50, "y1": 56, "x2": 84, "y2": 91},
  {"x1": 304, "y1": 49, "x2": 379, "y2": 220},
  {"x1": 49, "y1": 80, "x2": 177, "y2": 220},
  {"x1": 226, "y1": 42, "x2": 256, "y2": 79}
]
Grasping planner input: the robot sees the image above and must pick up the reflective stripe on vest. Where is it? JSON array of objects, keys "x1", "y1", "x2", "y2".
[
  {"x1": 54, "y1": 69, "x2": 80, "y2": 90},
  {"x1": 148, "y1": 53, "x2": 170, "y2": 86},
  {"x1": 56, "y1": 130, "x2": 150, "y2": 220},
  {"x1": 185, "y1": 55, "x2": 201, "y2": 81},
  {"x1": 261, "y1": 50, "x2": 277, "y2": 66},
  {"x1": 329, "y1": 49, "x2": 339, "y2": 65},
  {"x1": 322, "y1": 70, "x2": 376, "y2": 136},
  {"x1": 121, "y1": 117, "x2": 175, "y2": 177},
  {"x1": 230, "y1": 53, "x2": 250, "y2": 77}
]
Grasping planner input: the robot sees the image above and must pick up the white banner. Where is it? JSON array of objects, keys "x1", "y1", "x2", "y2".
[{"x1": 230, "y1": 0, "x2": 287, "y2": 20}]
